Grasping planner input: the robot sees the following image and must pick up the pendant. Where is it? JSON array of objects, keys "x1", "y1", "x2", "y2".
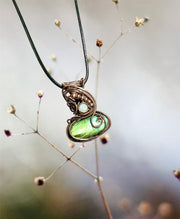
[{"x1": 62, "y1": 78, "x2": 111, "y2": 142}]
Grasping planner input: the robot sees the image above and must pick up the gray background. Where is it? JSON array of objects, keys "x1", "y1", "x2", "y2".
[{"x1": 1, "y1": 0, "x2": 180, "y2": 218}]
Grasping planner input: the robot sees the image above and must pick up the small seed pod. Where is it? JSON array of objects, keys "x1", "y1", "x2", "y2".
[
  {"x1": 68, "y1": 141, "x2": 75, "y2": 148},
  {"x1": 100, "y1": 134, "x2": 110, "y2": 144},
  {"x1": 37, "y1": 90, "x2": 44, "y2": 98},
  {"x1": 135, "y1": 17, "x2": 149, "y2": 27},
  {"x1": 47, "y1": 68, "x2": 52, "y2": 74},
  {"x1": 4, "y1": 130, "x2": 12, "y2": 137},
  {"x1": 158, "y1": 203, "x2": 173, "y2": 217},
  {"x1": 51, "y1": 54, "x2": 57, "y2": 61},
  {"x1": 7, "y1": 105, "x2": 16, "y2": 114},
  {"x1": 119, "y1": 199, "x2": 131, "y2": 212},
  {"x1": 87, "y1": 56, "x2": 92, "y2": 63},
  {"x1": 54, "y1": 19, "x2": 61, "y2": 27},
  {"x1": 173, "y1": 168, "x2": 180, "y2": 179},
  {"x1": 34, "y1": 176, "x2": 45, "y2": 186},
  {"x1": 112, "y1": 0, "x2": 118, "y2": 4},
  {"x1": 138, "y1": 201, "x2": 152, "y2": 216},
  {"x1": 96, "y1": 39, "x2": 103, "y2": 47}
]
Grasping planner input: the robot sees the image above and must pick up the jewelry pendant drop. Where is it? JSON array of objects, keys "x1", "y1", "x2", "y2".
[{"x1": 62, "y1": 79, "x2": 111, "y2": 142}]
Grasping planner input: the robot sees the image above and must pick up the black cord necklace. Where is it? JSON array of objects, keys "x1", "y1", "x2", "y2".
[{"x1": 11, "y1": 0, "x2": 111, "y2": 142}]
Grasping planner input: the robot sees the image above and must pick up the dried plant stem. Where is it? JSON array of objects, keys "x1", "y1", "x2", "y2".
[
  {"x1": 45, "y1": 160, "x2": 67, "y2": 182},
  {"x1": 115, "y1": 2, "x2": 124, "y2": 34},
  {"x1": 13, "y1": 114, "x2": 97, "y2": 179},
  {"x1": 14, "y1": 114, "x2": 36, "y2": 132},
  {"x1": 95, "y1": 48, "x2": 101, "y2": 100},
  {"x1": 13, "y1": 131, "x2": 35, "y2": 136},
  {"x1": 101, "y1": 29, "x2": 130, "y2": 59},
  {"x1": 70, "y1": 159, "x2": 97, "y2": 179},
  {"x1": 97, "y1": 182, "x2": 113, "y2": 219},
  {"x1": 58, "y1": 26, "x2": 97, "y2": 62},
  {"x1": 95, "y1": 139, "x2": 100, "y2": 177},
  {"x1": 69, "y1": 146, "x2": 82, "y2": 159},
  {"x1": 94, "y1": 47, "x2": 113, "y2": 219},
  {"x1": 45, "y1": 145, "x2": 87, "y2": 181},
  {"x1": 36, "y1": 98, "x2": 41, "y2": 131},
  {"x1": 36, "y1": 132, "x2": 97, "y2": 179},
  {"x1": 37, "y1": 132, "x2": 67, "y2": 158}
]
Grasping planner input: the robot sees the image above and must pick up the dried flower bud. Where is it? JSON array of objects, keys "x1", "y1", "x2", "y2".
[
  {"x1": 94, "y1": 176, "x2": 103, "y2": 183},
  {"x1": 68, "y1": 141, "x2": 75, "y2": 149},
  {"x1": 100, "y1": 134, "x2": 110, "y2": 144},
  {"x1": 173, "y1": 168, "x2": 180, "y2": 179},
  {"x1": 138, "y1": 201, "x2": 152, "y2": 216},
  {"x1": 37, "y1": 90, "x2": 44, "y2": 98},
  {"x1": 7, "y1": 105, "x2": 16, "y2": 114},
  {"x1": 87, "y1": 56, "x2": 92, "y2": 63},
  {"x1": 4, "y1": 130, "x2": 12, "y2": 137},
  {"x1": 47, "y1": 68, "x2": 52, "y2": 74},
  {"x1": 34, "y1": 176, "x2": 45, "y2": 186},
  {"x1": 119, "y1": 199, "x2": 131, "y2": 211},
  {"x1": 158, "y1": 202, "x2": 173, "y2": 217},
  {"x1": 135, "y1": 17, "x2": 149, "y2": 27},
  {"x1": 54, "y1": 19, "x2": 61, "y2": 27},
  {"x1": 112, "y1": 0, "x2": 118, "y2": 3},
  {"x1": 51, "y1": 54, "x2": 57, "y2": 61},
  {"x1": 96, "y1": 39, "x2": 103, "y2": 47}
]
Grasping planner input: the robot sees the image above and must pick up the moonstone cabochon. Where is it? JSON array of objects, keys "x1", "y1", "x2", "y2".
[{"x1": 67, "y1": 111, "x2": 111, "y2": 142}]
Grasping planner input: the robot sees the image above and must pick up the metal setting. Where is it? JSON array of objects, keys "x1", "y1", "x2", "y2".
[{"x1": 62, "y1": 79, "x2": 111, "y2": 142}]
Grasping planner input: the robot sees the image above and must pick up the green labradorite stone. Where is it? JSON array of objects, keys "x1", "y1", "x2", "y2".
[{"x1": 70, "y1": 114, "x2": 109, "y2": 139}]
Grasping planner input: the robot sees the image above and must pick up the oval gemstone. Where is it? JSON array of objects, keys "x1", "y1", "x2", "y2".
[{"x1": 69, "y1": 112, "x2": 110, "y2": 140}]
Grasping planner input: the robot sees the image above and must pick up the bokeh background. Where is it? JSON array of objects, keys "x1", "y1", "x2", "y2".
[{"x1": 1, "y1": 0, "x2": 180, "y2": 218}]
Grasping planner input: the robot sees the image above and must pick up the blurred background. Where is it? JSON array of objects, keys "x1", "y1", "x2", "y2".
[{"x1": 1, "y1": 0, "x2": 180, "y2": 218}]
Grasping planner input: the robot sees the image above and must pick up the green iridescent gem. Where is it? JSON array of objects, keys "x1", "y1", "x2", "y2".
[{"x1": 69, "y1": 113, "x2": 110, "y2": 140}]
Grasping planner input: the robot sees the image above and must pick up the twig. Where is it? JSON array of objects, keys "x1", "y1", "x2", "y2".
[
  {"x1": 45, "y1": 159, "x2": 67, "y2": 182},
  {"x1": 36, "y1": 98, "x2": 41, "y2": 131},
  {"x1": 94, "y1": 45, "x2": 113, "y2": 219},
  {"x1": 37, "y1": 132, "x2": 97, "y2": 179},
  {"x1": 13, "y1": 131, "x2": 35, "y2": 136},
  {"x1": 115, "y1": 2, "x2": 124, "y2": 34},
  {"x1": 13, "y1": 114, "x2": 97, "y2": 180},
  {"x1": 58, "y1": 26, "x2": 98, "y2": 62},
  {"x1": 69, "y1": 145, "x2": 83, "y2": 159},
  {"x1": 95, "y1": 139, "x2": 100, "y2": 177},
  {"x1": 95, "y1": 47, "x2": 101, "y2": 100},
  {"x1": 14, "y1": 114, "x2": 36, "y2": 132},
  {"x1": 101, "y1": 29, "x2": 130, "y2": 59},
  {"x1": 70, "y1": 159, "x2": 97, "y2": 179},
  {"x1": 97, "y1": 181, "x2": 113, "y2": 219}
]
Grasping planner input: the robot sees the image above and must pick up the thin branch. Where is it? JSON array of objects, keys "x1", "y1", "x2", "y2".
[
  {"x1": 101, "y1": 29, "x2": 130, "y2": 59},
  {"x1": 37, "y1": 132, "x2": 97, "y2": 179},
  {"x1": 37, "y1": 131, "x2": 68, "y2": 158},
  {"x1": 94, "y1": 45, "x2": 113, "y2": 219},
  {"x1": 14, "y1": 114, "x2": 36, "y2": 132},
  {"x1": 115, "y1": 3, "x2": 123, "y2": 33},
  {"x1": 58, "y1": 26, "x2": 98, "y2": 62},
  {"x1": 97, "y1": 181, "x2": 113, "y2": 219},
  {"x1": 36, "y1": 98, "x2": 41, "y2": 131},
  {"x1": 95, "y1": 139, "x2": 100, "y2": 179},
  {"x1": 13, "y1": 131, "x2": 35, "y2": 136},
  {"x1": 69, "y1": 145, "x2": 83, "y2": 159},
  {"x1": 13, "y1": 114, "x2": 97, "y2": 179},
  {"x1": 95, "y1": 47, "x2": 101, "y2": 100},
  {"x1": 70, "y1": 159, "x2": 97, "y2": 179},
  {"x1": 45, "y1": 159, "x2": 67, "y2": 182}
]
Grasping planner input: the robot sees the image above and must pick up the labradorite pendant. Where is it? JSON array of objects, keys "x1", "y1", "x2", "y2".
[
  {"x1": 68, "y1": 112, "x2": 110, "y2": 142},
  {"x1": 62, "y1": 79, "x2": 111, "y2": 142}
]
